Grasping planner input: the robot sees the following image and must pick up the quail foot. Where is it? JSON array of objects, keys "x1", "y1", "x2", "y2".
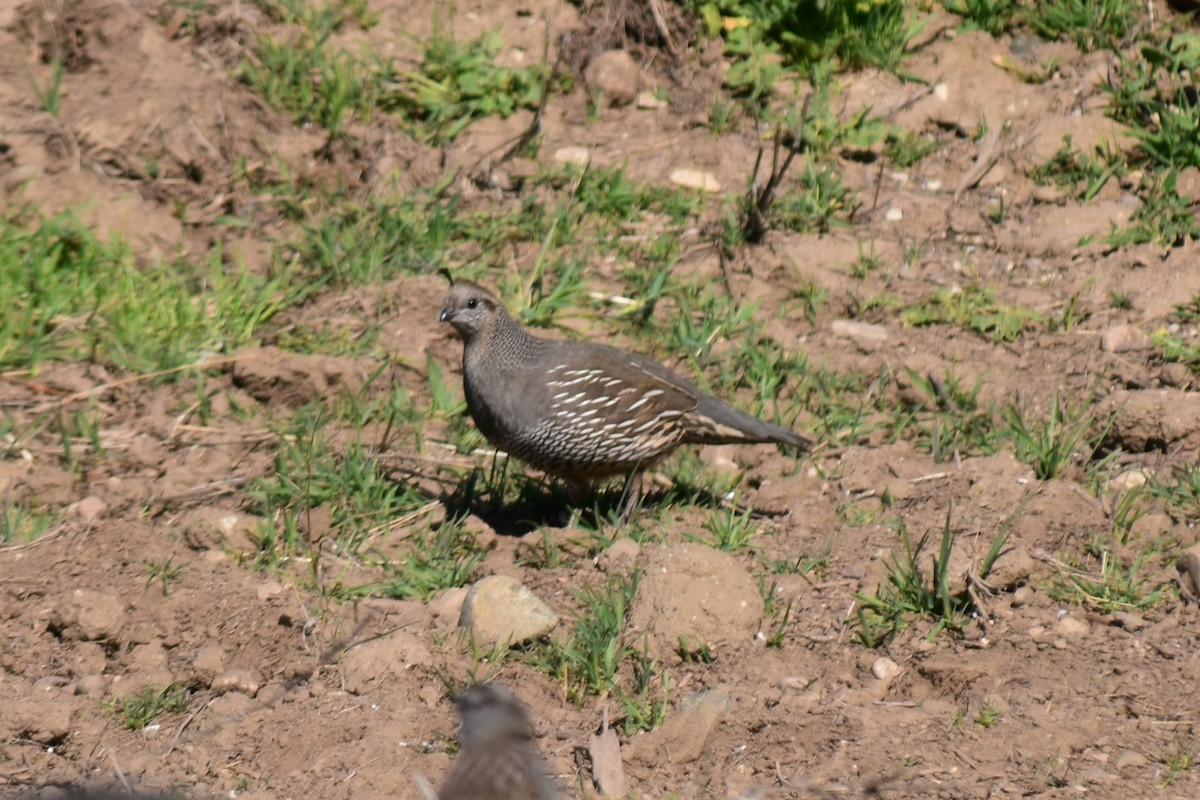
[
  {"x1": 439, "y1": 683, "x2": 561, "y2": 800},
  {"x1": 440, "y1": 280, "x2": 812, "y2": 513}
]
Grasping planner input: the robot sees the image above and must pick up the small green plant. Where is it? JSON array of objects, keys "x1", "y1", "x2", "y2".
[
  {"x1": 975, "y1": 704, "x2": 1001, "y2": 727},
  {"x1": 534, "y1": 572, "x2": 639, "y2": 700},
  {"x1": 108, "y1": 684, "x2": 189, "y2": 730},
  {"x1": 699, "y1": 506, "x2": 758, "y2": 551},
  {"x1": 242, "y1": 34, "x2": 389, "y2": 135},
  {"x1": 1048, "y1": 547, "x2": 1173, "y2": 612},
  {"x1": 676, "y1": 635, "x2": 715, "y2": 663},
  {"x1": 708, "y1": 97, "x2": 738, "y2": 134},
  {"x1": 902, "y1": 285, "x2": 1040, "y2": 343},
  {"x1": 1160, "y1": 740, "x2": 1194, "y2": 786},
  {"x1": 790, "y1": 274, "x2": 827, "y2": 324},
  {"x1": 764, "y1": 597, "x2": 794, "y2": 648},
  {"x1": 392, "y1": 26, "x2": 549, "y2": 144},
  {"x1": 1001, "y1": 390, "x2": 1105, "y2": 481},
  {"x1": 143, "y1": 557, "x2": 187, "y2": 596},
  {"x1": 899, "y1": 368, "x2": 1002, "y2": 463},
  {"x1": 1025, "y1": 0, "x2": 1140, "y2": 53},
  {"x1": 848, "y1": 241, "x2": 884, "y2": 279},
  {"x1": 700, "y1": 0, "x2": 927, "y2": 74},
  {"x1": 853, "y1": 510, "x2": 974, "y2": 647},
  {"x1": 0, "y1": 505, "x2": 57, "y2": 544},
  {"x1": 1030, "y1": 137, "x2": 1123, "y2": 201},
  {"x1": 30, "y1": 56, "x2": 65, "y2": 116},
  {"x1": 884, "y1": 129, "x2": 941, "y2": 168},
  {"x1": 943, "y1": 0, "x2": 1018, "y2": 36}
]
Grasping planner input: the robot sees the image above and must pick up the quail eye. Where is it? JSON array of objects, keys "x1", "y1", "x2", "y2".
[{"x1": 466, "y1": 298, "x2": 479, "y2": 309}]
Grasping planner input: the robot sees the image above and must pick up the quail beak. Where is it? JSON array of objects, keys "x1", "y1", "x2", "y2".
[{"x1": 439, "y1": 305, "x2": 452, "y2": 323}]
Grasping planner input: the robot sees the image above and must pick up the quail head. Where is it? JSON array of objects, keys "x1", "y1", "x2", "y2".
[
  {"x1": 440, "y1": 280, "x2": 812, "y2": 503},
  {"x1": 439, "y1": 683, "x2": 561, "y2": 800}
]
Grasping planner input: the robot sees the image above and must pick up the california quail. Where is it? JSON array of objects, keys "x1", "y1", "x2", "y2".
[
  {"x1": 440, "y1": 280, "x2": 813, "y2": 504},
  {"x1": 439, "y1": 683, "x2": 560, "y2": 800}
]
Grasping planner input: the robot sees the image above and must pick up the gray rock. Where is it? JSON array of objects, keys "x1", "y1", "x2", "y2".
[{"x1": 459, "y1": 575, "x2": 558, "y2": 646}]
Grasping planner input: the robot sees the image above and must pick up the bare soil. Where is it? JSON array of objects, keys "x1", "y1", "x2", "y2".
[{"x1": 2, "y1": 2, "x2": 1198, "y2": 799}]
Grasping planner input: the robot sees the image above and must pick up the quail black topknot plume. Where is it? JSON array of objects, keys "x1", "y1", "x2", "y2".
[{"x1": 440, "y1": 280, "x2": 813, "y2": 504}]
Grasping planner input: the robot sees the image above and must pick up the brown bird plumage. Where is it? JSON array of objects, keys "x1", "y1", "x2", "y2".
[
  {"x1": 439, "y1": 683, "x2": 560, "y2": 800},
  {"x1": 440, "y1": 280, "x2": 812, "y2": 503}
]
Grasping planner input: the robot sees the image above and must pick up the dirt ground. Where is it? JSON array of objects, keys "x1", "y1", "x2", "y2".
[{"x1": 1, "y1": 1, "x2": 1199, "y2": 799}]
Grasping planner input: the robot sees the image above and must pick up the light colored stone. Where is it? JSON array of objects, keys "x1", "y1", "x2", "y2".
[
  {"x1": 211, "y1": 668, "x2": 262, "y2": 697},
  {"x1": 459, "y1": 575, "x2": 558, "y2": 646},
  {"x1": 625, "y1": 689, "x2": 730, "y2": 765},
  {"x1": 872, "y1": 656, "x2": 902, "y2": 682},
  {"x1": 429, "y1": 586, "x2": 469, "y2": 620},
  {"x1": 885, "y1": 207, "x2": 903, "y2": 221},
  {"x1": 193, "y1": 642, "x2": 225, "y2": 682},
  {"x1": 669, "y1": 169, "x2": 722, "y2": 193},
  {"x1": 1106, "y1": 469, "x2": 1149, "y2": 493},
  {"x1": 831, "y1": 319, "x2": 888, "y2": 352},
  {"x1": 553, "y1": 146, "x2": 591, "y2": 167},
  {"x1": 1053, "y1": 614, "x2": 1089, "y2": 638},
  {"x1": 636, "y1": 90, "x2": 667, "y2": 109},
  {"x1": 75, "y1": 674, "x2": 108, "y2": 699}
]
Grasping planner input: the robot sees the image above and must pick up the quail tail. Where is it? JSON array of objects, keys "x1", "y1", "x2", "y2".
[{"x1": 683, "y1": 395, "x2": 813, "y2": 449}]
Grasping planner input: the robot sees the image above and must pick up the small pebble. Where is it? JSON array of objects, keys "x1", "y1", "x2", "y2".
[{"x1": 872, "y1": 656, "x2": 901, "y2": 682}]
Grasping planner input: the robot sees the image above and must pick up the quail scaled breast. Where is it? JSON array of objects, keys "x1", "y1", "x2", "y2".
[{"x1": 440, "y1": 280, "x2": 813, "y2": 502}]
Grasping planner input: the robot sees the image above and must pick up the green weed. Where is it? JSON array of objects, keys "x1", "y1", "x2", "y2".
[
  {"x1": 1030, "y1": 136, "x2": 1124, "y2": 201},
  {"x1": 1048, "y1": 548, "x2": 1173, "y2": 612},
  {"x1": 143, "y1": 557, "x2": 187, "y2": 596},
  {"x1": 30, "y1": 56, "x2": 65, "y2": 116},
  {"x1": 884, "y1": 129, "x2": 942, "y2": 168},
  {"x1": 393, "y1": 26, "x2": 549, "y2": 144},
  {"x1": 902, "y1": 285, "x2": 1040, "y2": 343},
  {"x1": 1001, "y1": 390, "x2": 1106, "y2": 480},
  {"x1": 853, "y1": 510, "x2": 982, "y2": 647},
  {"x1": 943, "y1": 0, "x2": 1018, "y2": 36},
  {"x1": 0, "y1": 505, "x2": 57, "y2": 544},
  {"x1": 533, "y1": 572, "x2": 668, "y2": 729},
  {"x1": 1025, "y1": 0, "x2": 1140, "y2": 53},
  {"x1": 107, "y1": 684, "x2": 189, "y2": 730},
  {"x1": 0, "y1": 208, "x2": 299, "y2": 371}
]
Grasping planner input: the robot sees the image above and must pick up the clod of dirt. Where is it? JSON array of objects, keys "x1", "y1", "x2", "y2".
[
  {"x1": 595, "y1": 538, "x2": 640, "y2": 574},
  {"x1": 584, "y1": 50, "x2": 641, "y2": 106},
  {"x1": 1177, "y1": 544, "x2": 1200, "y2": 601},
  {"x1": 624, "y1": 688, "x2": 729, "y2": 766},
  {"x1": 230, "y1": 347, "x2": 370, "y2": 407},
  {"x1": 339, "y1": 629, "x2": 434, "y2": 695},
  {"x1": 1105, "y1": 388, "x2": 1200, "y2": 453},
  {"x1": 628, "y1": 543, "x2": 760, "y2": 660},
  {"x1": 2, "y1": 696, "x2": 74, "y2": 745},
  {"x1": 458, "y1": 575, "x2": 558, "y2": 646},
  {"x1": 51, "y1": 589, "x2": 127, "y2": 642}
]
